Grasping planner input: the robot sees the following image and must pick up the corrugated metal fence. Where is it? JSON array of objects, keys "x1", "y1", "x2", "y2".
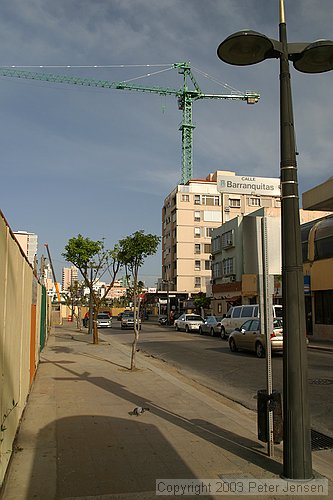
[{"x1": 0, "y1": 211, "x2": 49, "y2": 485}]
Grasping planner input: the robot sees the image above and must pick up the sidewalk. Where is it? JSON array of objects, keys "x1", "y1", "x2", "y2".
[{"x1": 1, "y1": 324, "x2": 332, "y2": 500}]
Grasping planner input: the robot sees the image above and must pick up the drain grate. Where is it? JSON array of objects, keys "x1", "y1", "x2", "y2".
[{"x1": 311, "y1": 429, "x2": 333, "y2": 451}]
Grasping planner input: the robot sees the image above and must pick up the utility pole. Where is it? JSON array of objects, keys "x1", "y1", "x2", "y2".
[{"x1": 88, "y1": 266, "x2": 94, "y2": 335}]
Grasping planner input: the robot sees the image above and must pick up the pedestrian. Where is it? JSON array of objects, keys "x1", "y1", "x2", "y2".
[{"x1": 83, "y1": 311, "x2": 89, "y2": 328}]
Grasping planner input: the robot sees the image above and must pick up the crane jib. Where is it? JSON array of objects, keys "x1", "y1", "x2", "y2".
[{"x1": 0, "y1": 64, "x2": 260, "y2": 184}]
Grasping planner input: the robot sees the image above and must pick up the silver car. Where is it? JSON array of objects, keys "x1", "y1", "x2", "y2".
[
  {"x1": 228, "y1": 318, "x2": 283, "y2": 358},
  {"x1": 121, "y1": 312, "x2": 142, "y2": 329},
  {"x1": 96, "y1": 313, "x2": 112, "y2": 328},
  {"x1": 199, "y1": 315, "x2": 224, "y2": 337},
  {"x1": 174, "y1": 313, "x2": 204, "y2": 333}
]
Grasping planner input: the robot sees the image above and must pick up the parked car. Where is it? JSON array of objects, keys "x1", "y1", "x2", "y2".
[
  {"x1": 199, "y1": 315, "x2": 224, "y2": 337},
  {"x1": 121, "y1": 312, "x2": 142, "y2": 329},
  {"x1": 117, "y1": 310, "x2": 131, "y2": 321},
  {"x1": 174, "y1": 313, "x2": 204, "y2": 333},
  {"x1": 228, "y1": 318, "x2": 283, "y2": 358},
  {"x1": 220, "y1": 304, "x2": 283, "y2": 339},
  {"x1": 96, "y1": 313, "x2": 112, "y2": 329}
]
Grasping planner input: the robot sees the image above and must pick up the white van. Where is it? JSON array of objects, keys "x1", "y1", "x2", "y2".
[{"x1": 220, "y1": 304, "x2": 282, "y2": 339}]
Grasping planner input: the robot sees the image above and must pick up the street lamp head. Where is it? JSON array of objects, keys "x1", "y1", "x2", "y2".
[
  {"x1": 217, "y1": 30, "x2": 277, "y2": 66},
  {"x1": 292, "y1": 40, "x2": 333, "y2": 73}
]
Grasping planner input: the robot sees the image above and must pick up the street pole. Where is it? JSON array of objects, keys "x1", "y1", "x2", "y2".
[
  {"x1": 217, "y1": 0, "x2": 333, "y2": 480},
  {"x1": 166, "y1": 280, "x2": 170, "y2": 325},
  {"x1": 88, "y1": 265, "x2": 94, "y2": 335},
  {"x1": 279, "y1": 1, "x2": 312, "y2": 478}
]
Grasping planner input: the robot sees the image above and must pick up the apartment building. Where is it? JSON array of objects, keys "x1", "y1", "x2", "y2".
[
  {"x1": 211, "y1": 207, "x2": 331, "y2": 317},
  {"x1": 162, "y1": 170, "x2": 281, "y2": 294},
  {"x1": 13, "y1": 230, "x2": 38, "y2": 266},
  {"x1": 62, "y1": 266, "x2": 79, "y2": 291},
  {"x1": 211, "y1": 208, "x2": 282, "y2": 314}
]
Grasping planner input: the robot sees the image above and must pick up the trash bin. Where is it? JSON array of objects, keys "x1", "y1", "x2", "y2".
[{"x1": 257, "y1": 389, "x2": 283, "y2": 444}]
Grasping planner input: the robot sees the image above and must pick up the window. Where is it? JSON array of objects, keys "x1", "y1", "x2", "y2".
[
  {"x1": 223, "y1": 257, "x2": 234, "y2": 275},
  {"x1": 202, "y1": 195, "x2": 220, "y2": 206},
  {"x1": 229, "y1": 198, "x2": 241, "y2": 208},
  {"x1": 194, "y1": 227, "x2": 201, "y2": 238},
  {"x1": 212, "y1": 236, "x2": 221, "y2": 253},
  {"x1": 171, "y1": 209, "x2": 176, "y2": 222},
  {"x1": 195, "y1": 260, "x2": 201, "y2": 271},
  {"x1": 203, "y1": 210, "x2": 222, "y2": 222},
  {"x1": 205, "y1": 260, "x2": 211, "y2": 271},
  {"x1": 194, "y1": 211, "x2": 201, "y2": 221},
  {"x1": 212, "y1": 262, "x2": 222, "y2": 278},
  {"x1": 241, "y1": 306, "x2": 254, "y2": 318},
  {"x1": 194, "y1": 277, "x2": 201, "y2": 288},
  {"x1": 222, "y1": 230, "x2": 233, "y2": 248},
  {"x1": 181, "y1": 194, "x2": 190, "y2": 202},
  {"x1": 232, "y1": 307, "x2": 241, "y2": 318},
  {"x1": 315, "y1": 290, "x2": 333, "y2": 325},
  {"x1": 248, "y1": 197, "x2": 260, "y2": 207},
  {"x1": 204, "y1": 243, "x2": 211, "y2": 253},
  {"x1": 218, "y1": 304, "x2": 222, "y2": 313},
  {"x1": 205, "y1": 227, "x2": 213, "y2": 238},
  {"x1": 194, "y1": 243, "x2": 201, "y2": 254},
  {"x1": 314, "y1": 219, "x2": 333, "y2": 260},
  {"x1": 194, "y1": 195, "x2": 201, "y2": 205}
]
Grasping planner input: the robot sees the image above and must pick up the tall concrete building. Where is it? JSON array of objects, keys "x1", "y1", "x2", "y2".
[
  {"x1": 162, "y1": 170, "x2": 281, "y2": 294},
  {"x1": 62, "y1": 266, "x2": 79, "y2": 291},
  {"x1": 13, "y1": 230, "x2": 38, "y2": 266}
]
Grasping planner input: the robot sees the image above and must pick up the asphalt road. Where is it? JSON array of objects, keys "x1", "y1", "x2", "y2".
[{"x1": 105, "y1": 319, "x2": 333, "y2": 438}]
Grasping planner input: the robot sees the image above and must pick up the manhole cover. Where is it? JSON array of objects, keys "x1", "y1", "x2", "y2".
[
  {"x1": 311, "y1": 430, "x2": 333, "y2": 451},
  {"x1": 309, "y1": 378, "x2": 333, "y2": 385}
]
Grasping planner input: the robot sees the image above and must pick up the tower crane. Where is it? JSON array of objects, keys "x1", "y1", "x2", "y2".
[{"x1": 0, "y1": 62, "x2": 260, "y2": 184}]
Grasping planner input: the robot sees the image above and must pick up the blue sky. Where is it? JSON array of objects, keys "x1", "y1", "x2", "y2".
[{"x1": 0, "y1": 0, "x2": 332, "y2": 286}]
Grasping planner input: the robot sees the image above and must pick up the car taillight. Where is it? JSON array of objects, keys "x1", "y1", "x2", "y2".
[{"x1": 270, "y1": 332, "x2": 276, "y2": 339}]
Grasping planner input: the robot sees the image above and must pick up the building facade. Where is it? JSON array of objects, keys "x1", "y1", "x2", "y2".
[
  {"x1": 62, "y1": 266, "x2": 79, "y2": 291},
  {"x1": 211, "y1": 208, "x2": 282, "y2": 315},
  {"x1": 211, "y1": 208, "x2": 331, "y2": 324},
  {"x1": 13, "y1": 230, "x2": 38, "y2": 266},
  {"x1": 162, "y1": 170, "x2": 281, "y2": 294}
]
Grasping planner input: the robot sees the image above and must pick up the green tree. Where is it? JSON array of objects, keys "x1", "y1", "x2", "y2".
[
  {"x1": 62, "y1": 234, "x2": 121, "y2": 344},
  {"x1": 62, "y1": 280, "x2": 87, "y2": 331},
  {"x1": 193, "y1": 292, "x2": 211, "y2": 316},
  {"x1": 118, "y1": 230, "x2": 160, "y2": 369}
]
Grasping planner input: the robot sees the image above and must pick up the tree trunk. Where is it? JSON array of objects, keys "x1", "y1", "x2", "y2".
[
  {"x1": 130, "y1": 329, "x2": 139, "y2": 370},
  {"x1": 92, "y1": 309, "x2": 99, "y2": 344},
  {"x1": 130, "y1": 283, "x2": 140, "y2": 369},
  {"x1": 77, "y1": 306, "x2": 82, "y2": 331}
]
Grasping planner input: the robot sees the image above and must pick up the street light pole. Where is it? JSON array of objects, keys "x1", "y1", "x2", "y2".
[
  {"x1": 88, "y1": 265, "x2": 94, "y2": 336},
  {"x1": 278, "y1": 1, "x2": 311, "y2": 479},
  {"x1": 217, "y1": 0, "x2": 333, "y2": 480}
]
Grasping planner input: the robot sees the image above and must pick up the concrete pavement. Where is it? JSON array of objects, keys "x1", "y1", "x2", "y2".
[{"x1": 1, "y1": 322, "x2": 332, "y2": 500}]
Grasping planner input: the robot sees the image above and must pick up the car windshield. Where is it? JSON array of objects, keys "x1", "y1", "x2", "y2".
[
  {"x1": 98, "y1": 314, "x2": 109, "y2": 319},
  {"x1": 187, "y1": 315, "x2": 202, "y2": 321}
]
